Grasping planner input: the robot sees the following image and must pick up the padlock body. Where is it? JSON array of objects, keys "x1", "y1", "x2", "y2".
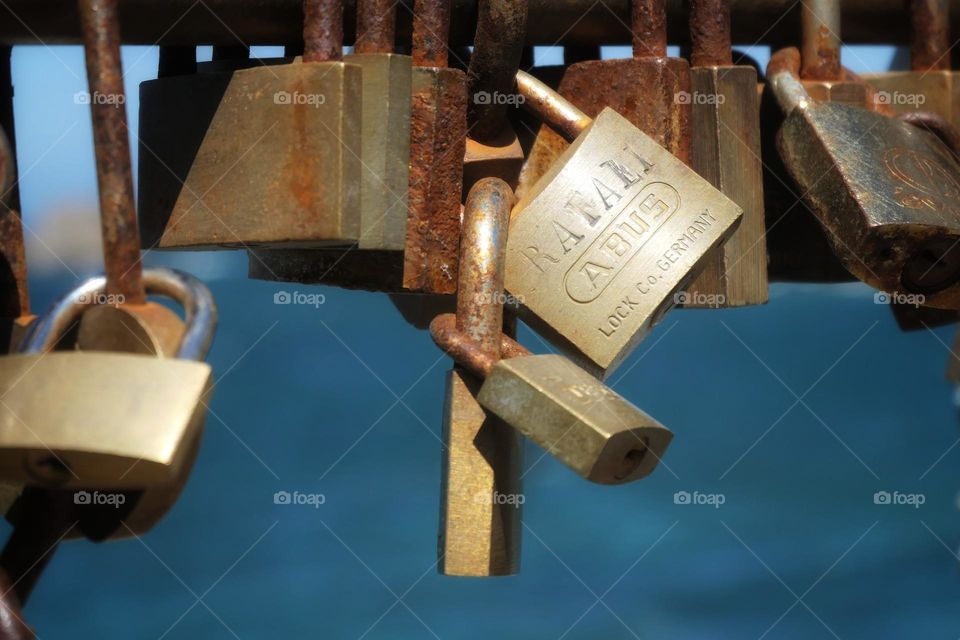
[
  {"x1": 506, "y1": 108, "x2": 742, "y2": 377},
  {"x1": 346, "y1": 53, "x2": 412, "y2": 250},
  {"x1": 865, "y1": 71, "x2": 960, "y2": 128},
  {"x1": 0, "y1": 352, "x2": 211, "y2": 488},
  {"x1": 685, "y1": 65, "x2": 768, "y2": 307},
  {"x1": 138, "y1": 60, "x2": 362, "y2": 249},
  {"x1": 440, "y1": 368, "x2": 522, "y2": 576},
  {"x1": 404, "y1": 66, "x2": 467, "y2": 293},
  {"x1": 802, "y1": 79, "x2": 870, "y2": 108},
  {"x1": 778, "y1": 102, "x2": 960, "y2": 308},
  {"x1": 477, "y1": 354, "x2": 673, "y2": 484}
]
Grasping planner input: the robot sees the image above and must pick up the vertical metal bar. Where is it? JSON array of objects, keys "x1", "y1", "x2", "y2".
[
  {"x1": 412, "y1": 0, "x2": 449, "y2": 67},
  {"x1": 911, "y1": 0, "x2": 950, "y2": 71},
  {"x1": 632, "y1": 0, "x2": 666, "y2": 59},
  {"x1": 354, "y1": 0, "x2": 394, "y2": 54},
  {"x1": 800, "y1": 0, "x2": 842, "y2": 80},
  {"x1": 78, "y1": 0, "x2": 145, "y2": 304},
  {"x1": 689, "y1": 0, "x2": 732, "y2": 67},
  {"x1": 303, "y1": 0, "x2": 343, "y2": 62}
]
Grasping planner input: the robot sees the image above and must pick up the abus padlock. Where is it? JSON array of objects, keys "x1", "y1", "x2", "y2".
[
  {"x1": 507, "y1": 71, "x2": 743, "y2": 378},
  {"x1": 770, "y1": 46, "x2": 960, "y2": 309},
  {"x1": 137, "y1": 0, "x2": 362, "y2": 249},
  {"x1": 0, "y1": 268, "x2": 215, "y2": 490}
]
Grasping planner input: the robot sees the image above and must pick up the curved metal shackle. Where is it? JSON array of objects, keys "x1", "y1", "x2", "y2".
[
  {"x1": 767, "y1": 47, "x2": 815, "y2": 116},
  {"x1": 21, "y1": 267, "x2": 217, "y2": 361},
  {"x1": 514, "y1": 70, "x2": 592, "y2": 143}
]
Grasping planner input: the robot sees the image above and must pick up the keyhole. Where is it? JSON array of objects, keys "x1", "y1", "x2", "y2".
[
  {"x1": 902, "y1": 237, "x2": 960, "y2": 294},
  {"x1": 614, "y1": 440, "x2": 649, "y2": 480}
]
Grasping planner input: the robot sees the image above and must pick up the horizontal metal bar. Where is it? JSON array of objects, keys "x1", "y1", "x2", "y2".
[{"x1": 0, "y1": 0, "x2": 947, "y2": 46}]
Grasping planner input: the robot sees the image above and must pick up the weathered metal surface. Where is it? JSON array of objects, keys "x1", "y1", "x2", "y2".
[
  {"x1": 138, "y1": 60, "x2": 363, "y2": 249},
  {"x1": 800, "y1": 0, "x2": 841, "y2": 81},
  {"x1": 440, "y1": 177, "x2": 521, "y2": 577},
  {"x1": 80, "y1": 0, "x2": 144, "y2": 304},
  {"x1": 773, "y1": 48, "x2": 960, "y2": 308},
  {"x1": 303, "y1": 0, "x2": 341, "y2": 62},
  {"x1": 683, "y1": 0, "x2": 768, "y2": 307},
  {"x1": 911, "y1": 0, "x2": 950, "y2": 72},
  {"x1": 354, "y1": 0, "x2": 394, "y2": 53},
  {"x1": 507, "y1": 73, "x2": 742, "y2": 377}
]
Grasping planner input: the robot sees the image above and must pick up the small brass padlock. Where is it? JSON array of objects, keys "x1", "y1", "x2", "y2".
[
  {"x1": 506, "y1": 71, "x2": 743, "y2": 378},
  {"x1": 0, "y1": 268, "x2": 215, "y2": 491},
  {"x1": 771, "y1": 47, "x2": 960, "y2": 309}
]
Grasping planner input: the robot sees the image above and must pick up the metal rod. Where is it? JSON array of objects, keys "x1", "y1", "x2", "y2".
[
  {"x1": 411, "y1": 0, "x2": 449, "y2": 67},
  {"x1": 632, "y1": 0, "x2": 666, "y2": 59},
  {"x1": 515, "y1": 70, "x2": 591, "y2": 143},
  {"x1": 911, "y1": 0, "x2": 950, "y2": 71},
  {"x1": 800, "y1": 0, "x2": 841, "y2": 81},
  {"x1": 303, "y1": 0, "x2": 342, "y2": 62},
  {"x1": 78, "y1": 0, "x2": 145, "y2": 305},
  {"x1": 690, "y1": 0, "x2": 732, "y2": 67},
  {"x1": 355, "y1": 0, "x2": 395, "y2": 54},
  {"x1": 431, "y1": 312, "x2": 530, "y2": 378}
]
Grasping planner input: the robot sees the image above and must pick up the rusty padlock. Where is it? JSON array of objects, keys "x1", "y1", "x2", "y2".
[{"x1": 138, "y1": 0, "x2": 362, "y2": 250}]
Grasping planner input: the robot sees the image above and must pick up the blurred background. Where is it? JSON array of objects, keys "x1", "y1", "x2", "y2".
[{"x1": 6, "y1": 43, "x2": 960, "y2": 638}]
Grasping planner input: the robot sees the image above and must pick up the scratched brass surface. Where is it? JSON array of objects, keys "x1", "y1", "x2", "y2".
[
  {"x1": 138, "y1": 59, "x2": 362, "y2": 249},
  {"x1": 0, "y1": 353, "x2": 211, "y2": 488},
  {"x1": 477, "y1": 354, "x2": 672, "y2": 484},
  {"x1": 778, "y1": 100, "x2": 960, "y2": 309},
  {"x1": 346, "y1": 53, "x2": 411, "y2": 250},
  {"x1": 685, "y1": 65, "x2": 768, "y2": 307},
  {"x1": 505, "y1": 108, "x2": 743, "y2": 378},
  {"x1": 440, "y1": 369, "x2": 522, "y2": 576}
]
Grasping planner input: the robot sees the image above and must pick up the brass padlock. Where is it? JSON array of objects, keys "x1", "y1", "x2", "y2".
[
  {"x1": 137, "y1": 0, "x2": 362, "y2": 249},
  {"x1": 507, "y1": 71, "x2": 743, "y2": 378},
  {"x1": 431, "y1": 314, "x2": 673, "y2": 485},
  {"x1": 682, "y1": 0, "x2": 767, "y2": 307},
  {"x1": 770, "y1": 47, "x2": 960, "y2": 309},
  {"x1": 0, "y1": 268, "x2": 215, "y2": 491}
]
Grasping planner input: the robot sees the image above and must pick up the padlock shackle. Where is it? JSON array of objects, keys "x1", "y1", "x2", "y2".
[
  {"x1": 431, "y1": 312, "x2": 529, "y2": 378},
  {"x1": 354, "y1": 0, "x2": 395, "y2": 54},
  {"x1": 633, "y1": 0, "x2": 667, "y2": 59},
  {"x1": 515, "y1": 70, "x2": 591, "y2": 143},
  {"x1": 303, "y1": 0, "x2": 343, "y2": 62},
  {"x1": 800, "y1": 0, "x2": 841, "y2": 81},
  {"x1": 689, "y1": 0, "x2": 732, "y2": 68},
  {"x1": 411, "y1": 0, "x2": 451, "y2": 67},
  {"x1": 911, "y1": 0, "x2": 951, "y2": 72},
  {"x1": 768, "y1": 47, "x2": 814, "y2": 116},
  {"x1": 22, "y1": 268, "x2": 217, "y2": 360}
]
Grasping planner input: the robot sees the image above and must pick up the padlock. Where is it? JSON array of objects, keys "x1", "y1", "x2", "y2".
[
  {"x1": 137, "y1": 0, "x2": 362, "y2": 249},
  {"x1": 431, "y1": 314, "x2": 673, "y2": 485},
  {"x1": 347, "y1": 0, "x2": 411, "y2": 250},
  {"x1": 770, "y1": 46, "x2": 960, "y2": 309},
  {"x1": 461, "y1": 0, "x2": 526, "y2": 196},
  {"x1": 437, "y1": 178, "x2": 521, "y2": 577},
  {"x1": 506, "y1": 71, "x2": 743, "y2": 378},
  {"x1": 865, "y1": 0, "x2": 959, "y2": 127},
  {"x1": 681, "y1": 0, "x2": 767, "y2": 308},
  {"x1": 403, "y1": 0, "x2": 468, "y2": 293},
  {"x1": 0, "y1": 268, "x2": 215, "y2": 492}
]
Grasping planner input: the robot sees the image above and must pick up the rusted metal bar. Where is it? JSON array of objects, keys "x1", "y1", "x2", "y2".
[
  {"x1": 632, "y1": 0, "x2": 666, "y2": 58},
  {"x1": 354, "y1": 0, "x2": 394, "y2": 53},
  {"x1": 0, "y1": 1, "x2": 954, "y2": 46},
  {"x1": 800, "y1": 0, "x2": 841, "y2": 81},
  {"x1": 911, "y1": 0, "x2": 950, "y2": 71},
  {"x1": 78, "y1": 0, "x2": 144, "y2": 305},
  {"x1": 411, "y1": 0, "x2": 448, "y2": 67},
  {"x1": 465, "y1": 0, "x2": 527, "y2": 141},
  {"x1": 690, "y1": 0, "x2": 731, "y2": 67},
  {"x1": 303, "y1": 0, "x2": 342, "y2": 62}
]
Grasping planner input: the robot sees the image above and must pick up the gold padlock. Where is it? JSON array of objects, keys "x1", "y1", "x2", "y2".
[
  {"x1": 0, "y1": 269, "x2": 215, "y2": 493},
  {"x1": 506, "y1": 71, "x2": 743, "y2": 378},
  {"x1": 138, "y1": 0, "x2": 362, "y2": 249}
]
